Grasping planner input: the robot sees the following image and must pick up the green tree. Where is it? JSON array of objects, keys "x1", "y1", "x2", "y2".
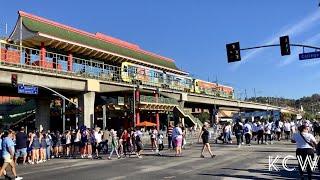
[{"x1": 197, "y1": 112, "x2": 210, "y2": 123}]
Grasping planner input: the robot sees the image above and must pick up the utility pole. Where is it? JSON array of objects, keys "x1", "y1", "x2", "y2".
[
  {"x1": 254, "y1": 88, "x2": 257, "y2": 102},
  {"x1": 244, "y1": 89, "x2": 247, "y2": 100}
]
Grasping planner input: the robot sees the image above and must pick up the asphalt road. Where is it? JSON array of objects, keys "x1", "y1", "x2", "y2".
[{"x1": 3, "y1": 141, "x2": 320, "y2": 180}]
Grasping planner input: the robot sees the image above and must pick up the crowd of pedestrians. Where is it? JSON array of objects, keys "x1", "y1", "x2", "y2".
[
  {"x1": 3, "y1": 115, "x2": 316, "y2": 179},
  {"x1": 214, "y1": 117, "x2": 307, "y2": 147}
]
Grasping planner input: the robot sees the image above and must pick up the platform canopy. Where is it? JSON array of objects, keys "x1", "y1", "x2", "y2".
[{"x1": 9, "y1": 11, "x2": 188, "y2": 75}]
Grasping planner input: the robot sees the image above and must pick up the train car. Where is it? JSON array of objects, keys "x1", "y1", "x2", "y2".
[
  {"x1": 121, "y1": 62, "x2": 163, "y2": 87},
  {"x1": 216, "y1": 84, "x2": 234, "y2": 99},
  {"x1": 165, "y1": 71, "x2": 193, "y2": 92},
  {"x1": 192, "y1": 79, "x2": 234, "y2": 99},
  {"x1": 192, "y1": 79, "x2": 218, "y2": 96},
  {"x1": 121, "y1": 62, "x2": 192, "y2": 91}
]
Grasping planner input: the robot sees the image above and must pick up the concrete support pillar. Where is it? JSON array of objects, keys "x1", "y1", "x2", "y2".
[
  {"x1": 102, "y1": 105, "x2": 107, "y2": 130},
  {"x1": 67, "y1": 53, "x2": 73, "y2": 72},
  {"x1": 79, "y1": 92, "x2": 95, "y2": 128},
  {"x1": 35, "y1": 99, "x2": 51, "y2": 132},
  {"x1": 40, "y1": 42, "x2": 46, "y2": 67},
  {"x1": 135, "y1": 89, "x2": 140, "y2": 126}
]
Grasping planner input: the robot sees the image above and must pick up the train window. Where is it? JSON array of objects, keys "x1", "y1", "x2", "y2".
[{"x1": 123, "y1": 66, "x2": 127, "y2": 72}]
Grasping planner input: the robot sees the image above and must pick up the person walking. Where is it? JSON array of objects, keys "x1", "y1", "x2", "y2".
[
  {"x1": 275, "y1": 121, "x2": 282, "y2": 141},
  {"x1": 157, "y1": 133, "x2": 164, "y2": 156},
  {"x1": 257, "y1": 122, "x2": 264, "y2": 144},
  {"x1": 135, "y1": 128, "x2": 144, "y2": 158},
  {"x1": 233, "y1": 121, "x2": 243, "y2": 148},
  {"x1": 292, "y1": 124, "x2": 317, "y2": 180},
  {"x1": 108, "y1": 129, "x2": 120, "y2": 160},
  {"x1": 102, "y1": 128, "x2": 111, "y2": 154},
  {"x1": 150, "y1": 126, "x2": 158, "y2": 152},
  {"x1": 172, "y1": 123, "x2": 183, "y2": 156},
  {"x1": 167, "y1": 124, "x2": 174, "y2": 150},
  {"x1": 243, "y1": 119, "x2": 252, "y2": 146},
  {"x1": 264, "y1": 119, "x2": 273, "y2": 145},
  {"x1": 0, "y1": 130, "x2": 23, "y2": 180},
  {"x1": 198, "y1": 122, "x2": 216, "y2": 158},
  {"x1": 223, "y1": 122, "x2": 232, "y2": 144},
  {"x1": 14, "y1": 127, "x2": 28, "y2": 165},
  {"x1": 284, "y1": 120, "x2": 291, "y2": 140}
]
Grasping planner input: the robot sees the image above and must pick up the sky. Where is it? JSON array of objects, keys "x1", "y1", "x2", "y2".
[{"x1": 1, "y1": 1, "x2": 320, "y2": 99}]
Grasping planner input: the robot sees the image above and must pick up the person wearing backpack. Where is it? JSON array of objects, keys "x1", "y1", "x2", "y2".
[
  {"x1": 233, "y1": 121, "x2": 243, "y2": 148},
  {"x1": 292, "y1": 124, "x2": 317, "y2": 180},
  {"x1": 243, "y1": 119, "x2": 252, "y2": 146}
]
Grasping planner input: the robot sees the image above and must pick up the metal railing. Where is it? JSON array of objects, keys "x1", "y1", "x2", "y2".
[
  {"x1": 0, "y1": 42, "x2": 196, "y2": 92},
  {"x1": 139, "y1": 95, "x2": 179, "y2": 105}
]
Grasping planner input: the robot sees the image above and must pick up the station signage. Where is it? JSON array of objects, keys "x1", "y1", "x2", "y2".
[{"x1": 18, "y1": 84, "x2": 38, "y2": 95}]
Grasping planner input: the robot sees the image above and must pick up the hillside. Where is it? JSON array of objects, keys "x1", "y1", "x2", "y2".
[{"x1": 247, "y1": 94, "x2": 320, "y2": 119}]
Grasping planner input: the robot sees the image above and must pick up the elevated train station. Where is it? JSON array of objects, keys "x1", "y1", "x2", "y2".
[{"x1": 0, "y1": 11, "x2": 299, "y2": 132}]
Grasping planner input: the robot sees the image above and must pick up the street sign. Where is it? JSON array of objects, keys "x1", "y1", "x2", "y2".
[
  {"x1": 18, "y1": 84, "x2": 38, "y2": 95},
  {"x1": 299, "y1": 51, "x2": 320, "y2": 60}
]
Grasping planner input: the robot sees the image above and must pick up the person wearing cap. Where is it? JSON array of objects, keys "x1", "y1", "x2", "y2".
[{"x1": 15, "y1": 127, "x2": 28, "y2": 165}]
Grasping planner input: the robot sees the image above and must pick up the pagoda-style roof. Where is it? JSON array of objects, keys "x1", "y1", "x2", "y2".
[{"x1": 9, "y1": 11, "x2": 188, "y2": 75}]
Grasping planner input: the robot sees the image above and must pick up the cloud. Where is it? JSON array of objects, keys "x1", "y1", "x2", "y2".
[{"x1": 230, "y1": 10, "x2": 320, "y2": 70}]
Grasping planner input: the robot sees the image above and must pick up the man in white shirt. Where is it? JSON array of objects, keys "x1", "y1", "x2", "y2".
[
  {"x1": 264, "y1": 120, "x2": 273, "y2": 144},
  {"x1": 243, "y1": 119, "x2": 252, "y2": 146},
  {"x1": 284, "y1": 121, "x2": 291, "y2": 140},
  {"x1": 291, "y1": 124, "x2": 317, "y2": 179}
]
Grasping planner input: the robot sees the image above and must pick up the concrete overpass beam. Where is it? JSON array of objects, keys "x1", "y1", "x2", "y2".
[
  {"x1": 79, "y1": 91, "x2": 95, "y2": 128},
  {"x1": 35, "y1": 99, "x2": 51, "y2": 132}
]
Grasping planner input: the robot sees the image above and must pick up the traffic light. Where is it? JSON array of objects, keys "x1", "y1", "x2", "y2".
[
  {"x1": 11, "y1": 74, "x2": 18, "y2": 88},
  {"x1": 280, "y1": 36, "x2": 290, "y2": 56},
  {"x1": 226, "y1": 42, "x2": 241, "y2": 63}
]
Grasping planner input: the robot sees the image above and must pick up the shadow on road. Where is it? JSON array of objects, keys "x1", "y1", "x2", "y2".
[{"x1": 203, "y1": 167, "x2": 320, "y2": 179}]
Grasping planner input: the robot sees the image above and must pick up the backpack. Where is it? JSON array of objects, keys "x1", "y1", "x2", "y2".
[
  {"x1": 244, "y1": 125, "x2": 249, "y2": 133},
  {"x1": 234, "y1": 125, "x2": 242, "y2": 134}
]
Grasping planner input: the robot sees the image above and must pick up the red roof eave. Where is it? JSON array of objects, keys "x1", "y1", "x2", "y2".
[{"x1": 18, "y1": 11, "x2": 175, "y2": 63}]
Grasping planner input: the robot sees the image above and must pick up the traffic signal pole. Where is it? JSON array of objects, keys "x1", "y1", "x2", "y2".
[
  {"x1": 19, "y1": 80, "x2": 79, "y2": 129},
  {"x1": 239, "y1": 43, "x2": 320, "y2": 51},
  {"x1": 227, "y1": 35, "x2": 320, "y2": 63}
]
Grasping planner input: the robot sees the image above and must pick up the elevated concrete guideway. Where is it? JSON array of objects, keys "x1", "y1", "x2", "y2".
[
  {"x1": 0, "y1": 64, "x2": 288, "y2": 112},
  {"x1": 0, "y1": 63, "x2": 297, "y2": 122}
]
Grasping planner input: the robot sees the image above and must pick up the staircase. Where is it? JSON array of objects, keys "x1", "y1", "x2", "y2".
[{"x1": 174, "y1": 105, "x2": 203, "y2": 128}]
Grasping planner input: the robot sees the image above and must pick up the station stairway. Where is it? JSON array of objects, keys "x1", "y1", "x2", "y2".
[{"x1": 173, "y1": 105, "x2": 203, "y2": 128}]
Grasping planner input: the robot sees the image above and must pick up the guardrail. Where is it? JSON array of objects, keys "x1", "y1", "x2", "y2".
[{"x1": 139, "y1": 95, "x2": 179, "y2": 105}]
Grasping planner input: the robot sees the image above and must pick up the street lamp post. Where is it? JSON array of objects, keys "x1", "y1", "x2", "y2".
[{"x1": 133, "y1": 86, "x2": 136, "y2": 128}]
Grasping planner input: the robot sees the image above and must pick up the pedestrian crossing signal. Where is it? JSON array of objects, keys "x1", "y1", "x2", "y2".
[
  {"x1": 280, "y1": 36, "x2": 290, "y2": 56},
  {"x1": 226, "y1": 42, "x2": 241, "y2": 63}
]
